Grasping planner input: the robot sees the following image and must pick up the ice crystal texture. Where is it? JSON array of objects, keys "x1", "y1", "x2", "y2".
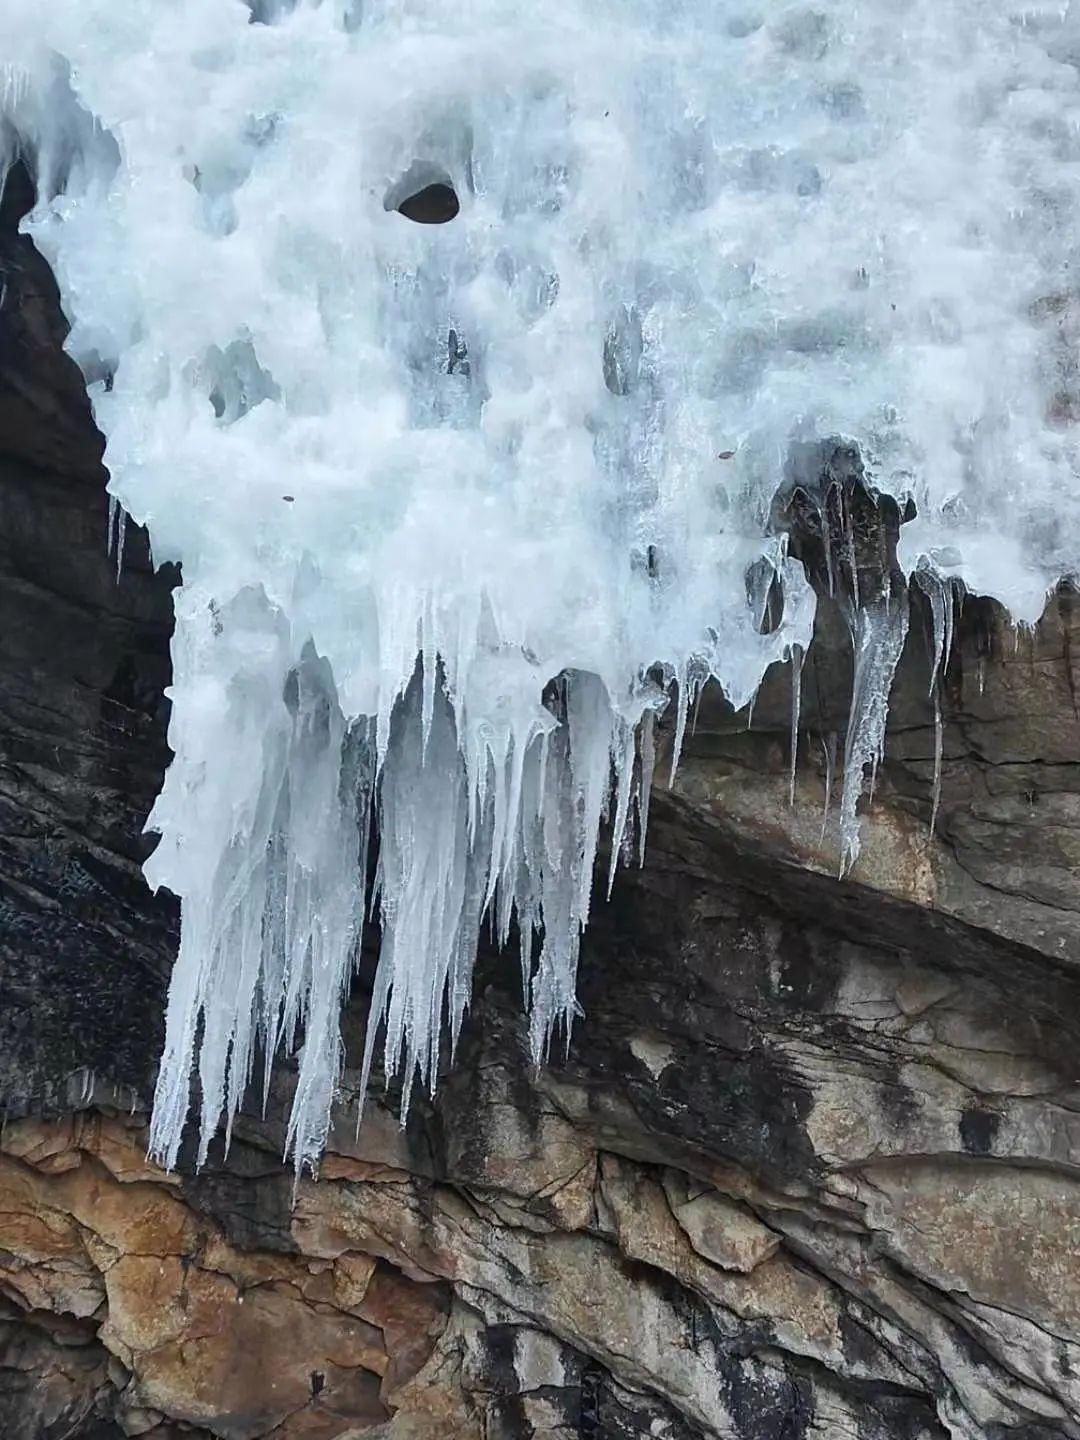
[{"x1": 2, "y1": 0, "x2": 1078, "y2": 1169}]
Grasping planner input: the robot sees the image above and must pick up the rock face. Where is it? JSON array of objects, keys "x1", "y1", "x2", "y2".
[{"x1": 1, "y1": 203, "x2": 1079, "y2": 1440}]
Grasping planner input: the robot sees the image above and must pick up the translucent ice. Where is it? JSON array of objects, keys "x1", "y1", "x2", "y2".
[{"x1": 2, "y1": 0, "x2": 1079, "y2": 1167}]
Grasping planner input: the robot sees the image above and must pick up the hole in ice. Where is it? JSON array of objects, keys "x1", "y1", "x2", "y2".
[
  {"x1": 396, "y1": 182, "x2": 459, "y2": 225},
  {"x1": 385, "y1": 160, "x2": 459, "y2": 225}
]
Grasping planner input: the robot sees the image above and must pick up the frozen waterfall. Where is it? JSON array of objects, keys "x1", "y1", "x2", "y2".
[{"x1": 2, "y1": 0, "x2": 1078, "y2": 1171}]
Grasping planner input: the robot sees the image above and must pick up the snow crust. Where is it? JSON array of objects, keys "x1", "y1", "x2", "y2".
[{"x1": 2, "y1": 0, "x2": 1079, "y2": 1169}]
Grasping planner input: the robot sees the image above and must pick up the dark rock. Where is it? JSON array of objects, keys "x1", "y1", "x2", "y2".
[{"x1": 0, "y1": 203, "x2": 177, "y2": 1118}]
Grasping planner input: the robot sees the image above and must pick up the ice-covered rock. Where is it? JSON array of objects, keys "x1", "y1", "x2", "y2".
[{"x1": 1, "y1": 0, "x2": 1078, "y2": 1167}]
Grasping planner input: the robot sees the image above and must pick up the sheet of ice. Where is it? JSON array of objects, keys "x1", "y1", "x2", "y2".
[{"x1": 2, "y1": 0, "x2": 1079, "y2": 1168}]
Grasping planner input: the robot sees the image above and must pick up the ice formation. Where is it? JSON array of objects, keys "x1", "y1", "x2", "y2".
[{"x1": 2, "y1": 0, "x2": 1079, "y2": 1170}]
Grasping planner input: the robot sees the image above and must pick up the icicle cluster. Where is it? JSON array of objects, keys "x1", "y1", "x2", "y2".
[{"x1": 2, "y1": 0, "x2": 1079, "y2": 1169}]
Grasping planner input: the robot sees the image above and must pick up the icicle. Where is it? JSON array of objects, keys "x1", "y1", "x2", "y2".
[
  {"x1": 788, "y1": 643, "x2": 802, "y2": 808},
  {"x1": 607, "y1": 715, "x2": 637, "y2": 898},
  {"x1": 920, "y1": 568, "x2": 959, "y2": 699},
  {"x1": 926, "y1": 574, "x2": 946, "y2": 694},
  {"x1": 106, "y1": 494, "x2": 127, "y2": 583},
  {"x1": 148, "y1": 621, "x2": 367, "y2": 1175},
  {"x1": 943, "y1": 585, "x2": 955, "y2": 682},
  {"x1": 916, "y1": 568, "x2": 951, "y2": 841},
  {"x1": 930, "y1": 678, "x2": 943, "y2": 838},
  {"x1": 637, "y1": 708, "x2": 656, "y2": 867},
  {"x1": 115, "y1": 507, "x2": 126, "y2": 581},
  {"x1": 839, "y1": 591, "x2": 910, "y2": 875},
  {"x1": 669, "y1": 664, "x2": 691, "y2": 785}
]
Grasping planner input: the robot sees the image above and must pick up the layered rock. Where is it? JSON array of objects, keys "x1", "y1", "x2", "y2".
[{"x1": 0, "y1": 194, "x2": 1078, "y2": 1440}]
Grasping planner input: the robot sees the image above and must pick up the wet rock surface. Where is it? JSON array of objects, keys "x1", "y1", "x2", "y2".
[{"x1": 0, "y1": 218, "x2": 1078, "y2": 1439}]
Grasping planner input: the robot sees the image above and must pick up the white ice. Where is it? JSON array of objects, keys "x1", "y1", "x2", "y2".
[{"x1": 1, "y1": 0, "x2": 1079, "y2": 1169}]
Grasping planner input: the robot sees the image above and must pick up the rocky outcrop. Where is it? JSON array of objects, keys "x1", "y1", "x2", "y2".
[
  {"x1": 0, "y1": 194, "x2": 1078, "y2": 1440},
  {"x1": 0, "y1": 171, "x2": 178, "y2": 1120}
]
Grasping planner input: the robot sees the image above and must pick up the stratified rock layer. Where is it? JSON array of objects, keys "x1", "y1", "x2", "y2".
[{"x1": 0, "y1": 204, "x2": 1078, "y2": 1440}]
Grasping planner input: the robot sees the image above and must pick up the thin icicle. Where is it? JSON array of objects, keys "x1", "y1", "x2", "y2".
[
  {"x1": 114, "y1": 507, "x2": 126, "y2": 581},
  {"x1": 930, "y1": 679, "x2": 943, "y2": 839},
  {"x1": 920, "y1": 568, "x2": 959, "y2": 698},
  {"x1": 943, "y1": 586, "x2": 955, "y2": 681},
  {"x1": 106, "y1": 493, "x2": 127, "y2": 582},
  {"x1": 669, "y1": 664, "x2": 691, "y2": 785},
  {"x1": 927, "y1": 574, "x2": 946, "y2": 694},
  {"x1": 637, "y1": 708, "x2": 656, "y2": 867},
  {"x1": 607, "y1": 715, "x2": 637, "y2": 898},
  {"x1": 788, "y1": 643, "x2": 803, "y2": 808}
]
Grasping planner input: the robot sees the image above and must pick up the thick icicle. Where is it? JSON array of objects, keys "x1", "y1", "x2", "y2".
[
  {"x1": 919, "y1": 568, "x2": 958, "y2": 697},
  {"x1": 147, "y1": 610, "x2": 368, "y2": 1174}
]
